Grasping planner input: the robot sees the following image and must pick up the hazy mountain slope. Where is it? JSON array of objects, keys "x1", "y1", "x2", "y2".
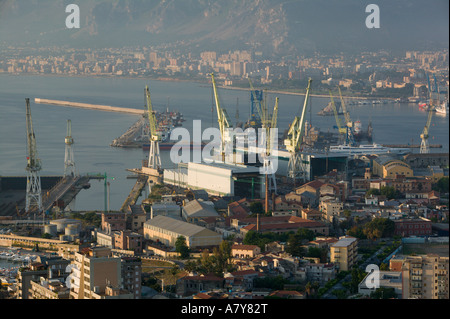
[{"x1": 0, "y1": 0, "x2": 448, "y2": 55}]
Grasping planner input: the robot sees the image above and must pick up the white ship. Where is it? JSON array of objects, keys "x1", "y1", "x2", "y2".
[
  {"x1": 435, "y1": 101, "x2": 448, "y2": 115},
  {"x1": 328, "y1": 143, "x2": 411, "y2": 155}
]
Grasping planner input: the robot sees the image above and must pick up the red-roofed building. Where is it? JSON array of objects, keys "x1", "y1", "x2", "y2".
[
  {"x1": 176, "y1": 274, "x2": 224, "y2": 297},
  {"x1": 295, "y1": 180, "x2": 324, "y2": 197},
  {"x1": 268, "y1": 290, "x2": 305, "y2": 299},
  {"x1": 234, "y1": 215, "x2": 329, "y2": 236}
]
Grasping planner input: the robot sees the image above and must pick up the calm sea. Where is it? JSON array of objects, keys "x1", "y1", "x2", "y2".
[{"x1": 0, "y1": 74, "x2": 448, "y2": 210}]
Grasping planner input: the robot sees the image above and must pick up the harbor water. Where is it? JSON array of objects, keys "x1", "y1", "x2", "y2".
[{"x1": 0, "y1": 74, "x2": 448, "y2": 211}]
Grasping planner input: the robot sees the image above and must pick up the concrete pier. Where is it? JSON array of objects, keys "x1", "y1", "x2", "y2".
[{"x1": 35, "y1": 98, "x2": 144, "y2": 115}]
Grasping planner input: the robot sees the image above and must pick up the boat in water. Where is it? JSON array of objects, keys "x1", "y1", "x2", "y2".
[
  {"x1": 435, "y1": 101, "x2": 448, "y2": 115},
  {"x1": 328, "y1": 143, "x2": 411, "y2": 155},
  {"x1": 318, "y1": 101, "x2": 343, "y2": 116}
]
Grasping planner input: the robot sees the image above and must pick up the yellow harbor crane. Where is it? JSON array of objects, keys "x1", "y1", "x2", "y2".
[
  {"x1": 420, "y1": 74, "x2": 439, "y2": 154},
  {"x1": 145, "y1": 85, "x2": 162, "y2": 171},
  {"x1": 329, "y1": 90, "x2": 346, "y2": 135},
  {"x1": 284, "y1": 78, "x2": 313, "y2": 182},
  {"x1": 211, "y1": 73, "x2": 233, "y2": 161},
  {"x1": 261, "y1": 96, "x2": 279, "y2": 194},
  {"x1": 338, "y1": 86, "x2": 355, "y2": 146}
]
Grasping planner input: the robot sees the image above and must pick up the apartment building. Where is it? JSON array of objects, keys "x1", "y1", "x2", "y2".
[
  {"x1": 121, "y1": 257, "x2": 142, "y2": 299},
  {"x1": 17, "y1": 256, "x2": 71, "y2": 299},
  {"x1": 69, "y1": 246, "x2": 133, "y2": 299},
  {"x1": 114, "y1": 230, "x2": 144, "y2": 254},
  {"x1": 30, "y1": 278, "x2": 70, "y2": 299},
  {"x1": 401, "y1": 254, "x2": 449, "y2": 299},
  {"x1": 101, "y1": 212, "x2": 127, "y2": 234},
  {"x1": 304, "y1": 263, "x2": 337, "y2": 284},
  {"x1": 330, "y1": 236, "x2": 358, "y2": 271},
  {"x1": 393, "y1": 217, "x2": 432, "y2": 237},
  {"x1": 319, "y1": 199, "x2": 343, "y2": 223}
]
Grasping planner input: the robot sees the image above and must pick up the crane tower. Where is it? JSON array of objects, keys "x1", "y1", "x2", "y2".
[
  {"x1": 420, "y1": 75, "x2": 438, "y2": 154},
  {"x1": 25, "y1": 98, "x2": 43, "y2": 214},
  {"x1": 145, "y1": 86, "x2": 162, "y2": 171},
  {"x1": 284, "y1": 79, "x2": 313, "y2": 183},
  {"x1": 64, "y1": 119, "x2": 76, "y2": 177}
]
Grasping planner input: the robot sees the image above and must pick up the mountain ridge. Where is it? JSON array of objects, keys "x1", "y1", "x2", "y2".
[{"x1": 0, "y1": 0, "x2": 448, "y2": 56}]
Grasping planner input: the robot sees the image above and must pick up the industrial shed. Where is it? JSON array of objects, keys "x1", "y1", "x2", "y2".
[{"x1": 143, "y1": 215, "x2": 222, "y2": 248}]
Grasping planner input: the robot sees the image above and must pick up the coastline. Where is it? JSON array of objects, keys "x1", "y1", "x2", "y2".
[{"x1": 0, "y1": 72, "x2": 397, "y2": 101}]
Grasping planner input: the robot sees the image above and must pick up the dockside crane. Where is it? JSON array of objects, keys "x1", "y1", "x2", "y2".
[
  {"x1": 420, "y1": 74, "x2": 438, "y2": 154},
  {"x1": 25, "y1": 98, "x2": 43, "y2": 215},
  {"x1": 338, "y1": 86, "x2": 356, "y2": 146},
  {"x1": 329, "y1": 90, "x2": 346, "y2": 136},
  {"x1": 284, "y1": 78, "x2": 312, "y2": 183},
  {"x1": 211, "y1": 73, "x2": 233, "y2": 162},
  {"x1": 145, "y1": 85, "x2": 162, "y2": 171},
  {"x1": 262, "y1": 97, "x2": 279, "y2": 195},
  {"x1": 64, "y1": 119, "x2": 77, "y2": 178},
  {"x1": 248, "y1": 78, "x2": 264, "y2": 127}
]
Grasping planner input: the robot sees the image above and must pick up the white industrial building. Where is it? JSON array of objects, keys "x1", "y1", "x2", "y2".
[{"x1": 163, "y1": 162, "x2": 264, "y2": 197}]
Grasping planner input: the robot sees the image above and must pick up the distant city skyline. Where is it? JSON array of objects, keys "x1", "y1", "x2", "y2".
[{"x1": 0, "y1": 0, "x2": 448, "y2": 56}]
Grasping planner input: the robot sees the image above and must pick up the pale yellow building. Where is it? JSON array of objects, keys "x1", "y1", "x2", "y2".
[
  {"x1": 401, "y1": 254, "x2": 449, "y2": 299},
  {"x1": 330, "y1": 236, "x2": 358, "y2": 271},
  {"x1": 372, "y1": 155, "x2": 413, "y2": 179},
  {"x1": 30, "y1": 278, "x2": 70, "y2": 299},
  {"x1": 69, "y1": 246, "x2": 133, "y2": 299},
  {"x1": 319, "y1": 200, "x2": 343, "y2": 223}
]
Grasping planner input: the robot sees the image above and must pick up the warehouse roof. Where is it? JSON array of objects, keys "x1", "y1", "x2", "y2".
[
  {"x1": 144, "y1": 215, "x2": 208, "y2": 237},
  {"x1": 182, "y1": 199, "x2": 219, "y2": 218}
]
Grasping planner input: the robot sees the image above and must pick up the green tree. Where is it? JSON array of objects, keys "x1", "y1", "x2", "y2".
[
  {"x1": 370, "y1": 287, "x2": 397, "y2": 299},
  {"x1": 175, "y1": 236, "x2": 190, "y2": 259},
  {"x1": 249, "y1": 202, "x2": 264, "y2": 215},
  {"x1": 296, "y1": 228, "x2": 316, "y2": 241},
  {"x1": 347, "y1": 225, "x2": 366, "y2": 239},
  {"x1": 350, "y1": 268, "x2": 366, "y2": 293},
  {"x1": 380, "y1": 186, "x2": 400, "y2": 200},
  {"x1": 433, "y1": 177, "x2": 449, "y2": 193},
  {"x1": 380, "y1": 263, "x2": 389, "y2": 271},
  {"x1": 286, "y1": 233, "x2": 306, "y2": 257},
  {"x1": 253, "y1": 275, "x2": 288, "y2": 290},
  {"x1": 365, "y1": 188, "x2": 381, "y2": 197},
  {"x1": 363, "y1": 218, "x2": 395, "y2": 241}
]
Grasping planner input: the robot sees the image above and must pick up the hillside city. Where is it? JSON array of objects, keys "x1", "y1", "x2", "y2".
[
  {"x1": 1, "y1": 46, "x2": 448, "y2": 99},
  {"x1": 0, "y1": 45, "x2": 449, "y2": 302}
]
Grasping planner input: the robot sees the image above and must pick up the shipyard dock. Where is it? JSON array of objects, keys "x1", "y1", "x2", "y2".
[{"x1": 0, "y1": 174, "x2": 100, "y2": 218}]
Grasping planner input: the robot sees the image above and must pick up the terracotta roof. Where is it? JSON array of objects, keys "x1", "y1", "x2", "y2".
[
  {"x1": 299, "y1": 180, "x2": 324, "y2": 190},
  {"x1": 232, "y1": 244, "x2": 260, "y2": 251},
  {"x1": 231, "y1": 269, "x2": 260, "y2": 277},
  {"x1": 269, "y1": 290, "x2": 304, "y2": 297},
  {"x1": 181, "y1": 274, "x2": 223, "y2": 281}
]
